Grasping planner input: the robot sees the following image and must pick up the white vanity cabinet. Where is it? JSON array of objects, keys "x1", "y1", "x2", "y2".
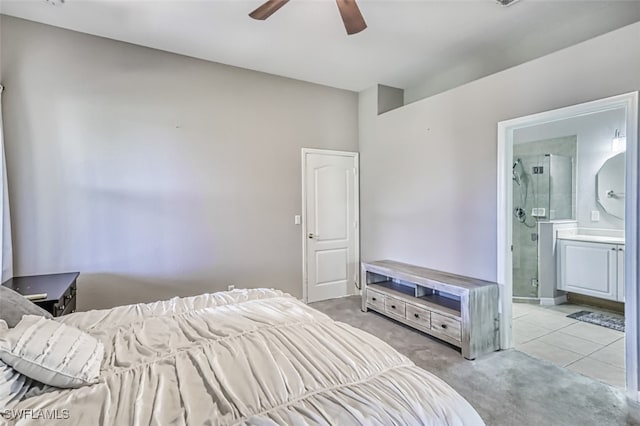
[{"x1": 557, "y1": 239, "x2": 624, "y2": 302}]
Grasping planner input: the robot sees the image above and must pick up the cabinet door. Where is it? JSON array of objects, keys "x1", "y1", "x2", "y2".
[
  {"x1": 557, "y1": 240, "x2": 617, "y2": 301},
  {"x1": 617, "y1": 245, "x2": 625, "y2": 302}
]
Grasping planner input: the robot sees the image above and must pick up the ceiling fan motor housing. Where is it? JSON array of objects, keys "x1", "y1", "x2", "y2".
[{"x1": 496, "y1": 0, "x2": 521, "y2": 6}]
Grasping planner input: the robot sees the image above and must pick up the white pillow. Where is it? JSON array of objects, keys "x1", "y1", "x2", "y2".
[{"x1": 0, "y1": 315, "x2": 103, "y2": 389}]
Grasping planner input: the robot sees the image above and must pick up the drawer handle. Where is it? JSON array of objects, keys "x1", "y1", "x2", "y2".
[
  {"x1": 372, "y1": 297, "x2": 376, "y2": 301},
  {"x1": 414, "y1": 313, "x2": 420, "y2": 318},
  {"x1": 391, "y1": 305, "x2": 396, "y2": 309},
  {"x1": 441, "y1": 324, "x2": 447, "y2": 329}
]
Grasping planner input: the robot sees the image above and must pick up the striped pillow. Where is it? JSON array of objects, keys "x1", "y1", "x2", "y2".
[{"x1": 0, "y1": 316, "x2": 103, "y2": 388}]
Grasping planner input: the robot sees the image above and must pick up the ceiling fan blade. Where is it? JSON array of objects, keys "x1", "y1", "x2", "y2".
[
  {"x1": 335, "y1": 0, "x2": 367, "y2": 35},
  {"x1": 249, "y1": 0, "x2": 290, "y2": 20}
]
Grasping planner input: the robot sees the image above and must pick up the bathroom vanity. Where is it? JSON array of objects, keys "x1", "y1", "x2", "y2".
[
  {"x1": 557, "y1": 230, "x2": 624, "y2": 302},
  {"x1": 555, "y1": 152, "x2": 626, "y2": 303},
  {"x1": 361, "y1": 260, "x2": 499, "y2": 359}
]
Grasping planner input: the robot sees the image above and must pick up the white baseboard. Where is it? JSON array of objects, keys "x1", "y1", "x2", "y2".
[
  {"x1": 539, "y1": 295, "x2": 568, "y2": 306},
  {"x1": 513, "y1": 297, "x2": 539, "y2": 303},
  {"x1": 624, "y1": 389, "x2": 640, "y2": 403}
]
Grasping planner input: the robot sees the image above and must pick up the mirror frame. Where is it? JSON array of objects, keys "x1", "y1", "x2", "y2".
[
  {"x1": 497, "y1": 92, "x2": 639, "y2": 400},
  {"x1": 596, "y1": 152, "x2": 626, "y2": 219}
]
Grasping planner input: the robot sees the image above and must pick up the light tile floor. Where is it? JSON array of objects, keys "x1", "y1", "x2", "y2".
[{"x1": 513, "y1": 302, "x2": 625, "y2": 388}]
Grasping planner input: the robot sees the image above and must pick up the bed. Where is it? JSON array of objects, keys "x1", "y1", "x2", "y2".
[{"x1": 2, "y1": 288, "x2": 484, "y2": 425}]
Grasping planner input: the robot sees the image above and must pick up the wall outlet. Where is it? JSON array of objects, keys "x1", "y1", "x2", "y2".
[
  {"x1": 591, "y1": 210, "x2": 600, "y2": 222},
  {"x1": 227, "y1": 285, "x2": 235, "y2": 291}
]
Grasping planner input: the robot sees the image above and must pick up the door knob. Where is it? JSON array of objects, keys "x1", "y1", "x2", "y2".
[{"x1": 308, "y1": 233, "x2": 315, "y2": 239}]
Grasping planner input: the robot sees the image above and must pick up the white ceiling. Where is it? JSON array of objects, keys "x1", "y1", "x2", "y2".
[{"x1": 2, "y1": 0, "x2": 640, "y2": 95}]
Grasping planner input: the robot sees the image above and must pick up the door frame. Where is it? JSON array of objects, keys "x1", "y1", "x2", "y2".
[
  {"x1": 301, "y1": 148, "x2": 360, "y2": 304},
  {"x1": 497, "y1": 92, "x2": 639, "y2": 399}
]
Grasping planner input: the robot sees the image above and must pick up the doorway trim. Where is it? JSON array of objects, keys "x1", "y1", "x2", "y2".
[
  {"x1": 496, "y1": 92, "x2": 639, "y2": 399},
  {"x1": 301, "y1": 148, "x2": 360, "y2": 304}
]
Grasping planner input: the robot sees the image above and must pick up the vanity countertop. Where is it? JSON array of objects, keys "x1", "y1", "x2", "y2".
[{"x1": 556, "y1": 229, "x2": 624, "y2": 245}]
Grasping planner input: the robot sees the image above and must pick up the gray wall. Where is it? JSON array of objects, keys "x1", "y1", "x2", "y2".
[
  {"x1": 359, "y1": 22, "x2": 640, "y2": 283},
  {"x1": 0, "y1": 16, "x2": 358, "y2": 310},
  {"x1": 377, "y1": 85, "x2": 404, "y2": 115}
]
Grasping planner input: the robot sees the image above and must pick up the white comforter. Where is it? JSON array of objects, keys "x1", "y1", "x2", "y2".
[{"x1": 5, "y1": 289, "x2": 484, "y2": 425}]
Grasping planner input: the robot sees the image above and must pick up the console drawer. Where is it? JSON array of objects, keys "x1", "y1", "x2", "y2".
[
  {"x1": 431, "y1": 312, "x2": 462, "y2": 342},
  {"x1": 384, "y1": 296, "x2": 406, "y2": 318},
  {"x1": 406, "y1": 304, "x2": 431, "y2": 329},
  {"x1": 366, "y1": 289, "x2": 385, "y2": 310}
]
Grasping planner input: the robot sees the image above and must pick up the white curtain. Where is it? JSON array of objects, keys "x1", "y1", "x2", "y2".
[{"x1": 0, "y1": 84, "x2": 13, "y2": 282}]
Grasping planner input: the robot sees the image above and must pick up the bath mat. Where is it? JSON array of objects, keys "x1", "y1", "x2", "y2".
[{"x1": 567, "y1": 310, "x2": 624, "y2": 332}]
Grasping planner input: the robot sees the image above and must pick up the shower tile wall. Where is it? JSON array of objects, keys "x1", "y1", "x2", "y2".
[
  {"x1": 514, "y1": 136, "x2": 577, "y2": 217},
  {"x1": 513, "y1": 136, "x2": 577, "y2": 298}
]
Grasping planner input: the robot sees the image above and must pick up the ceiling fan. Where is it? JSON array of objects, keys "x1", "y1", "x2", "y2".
[{"x1": 249, "y1": 0, "x2": 367, "y2": 35}]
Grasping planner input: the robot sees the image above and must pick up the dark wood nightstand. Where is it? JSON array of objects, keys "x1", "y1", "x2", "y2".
[{"x1": 2, "y1": 272, "x2": 79, "y2": 317}]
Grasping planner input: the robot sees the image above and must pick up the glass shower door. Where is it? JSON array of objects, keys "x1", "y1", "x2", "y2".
[{"x1": 512, "y1": 154, "x2": 547, "y2": 298}]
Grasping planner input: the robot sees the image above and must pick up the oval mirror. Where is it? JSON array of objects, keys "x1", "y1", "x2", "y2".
[{"x1": 596, "y1": 152, "x2": 625, "y2": 219}]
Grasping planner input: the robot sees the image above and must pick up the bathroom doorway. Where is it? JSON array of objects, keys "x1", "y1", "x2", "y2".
[
  {"x1": 512, "y1": 128, "x2": 625, "y2": 387},
  {"x1": 497, "y1": 92, "x2": 639, "y2": 397}
]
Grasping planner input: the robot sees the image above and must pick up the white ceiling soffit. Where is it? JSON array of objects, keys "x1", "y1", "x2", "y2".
[{"x1": 1, "y1": 0, "x2": 639, "y2": 96}]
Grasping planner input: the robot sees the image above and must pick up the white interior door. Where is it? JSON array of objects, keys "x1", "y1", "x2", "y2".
[{"x1": 303, "y1": 149, "x2": 359, "y2": 303}]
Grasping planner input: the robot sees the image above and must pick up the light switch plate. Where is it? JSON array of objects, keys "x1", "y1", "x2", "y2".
[
  {"x1": 591, "y1": 210, "x2": 600, "y2": 222},
  {"x1": 294, "y1": 215, "x2": 301, "y2": 225}
]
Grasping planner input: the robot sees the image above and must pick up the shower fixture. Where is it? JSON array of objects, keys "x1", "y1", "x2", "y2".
[
  {"x1": 512, "y1": 158, "x2": 536, "y2": 228},
  {"x1": 512, "y1": 159, "x2": 523, "y2": 186}
]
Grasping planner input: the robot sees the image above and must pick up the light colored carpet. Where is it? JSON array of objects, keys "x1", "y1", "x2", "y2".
[{"x1": 310, "y1": 296, "x2": 640, "y2": 426}]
